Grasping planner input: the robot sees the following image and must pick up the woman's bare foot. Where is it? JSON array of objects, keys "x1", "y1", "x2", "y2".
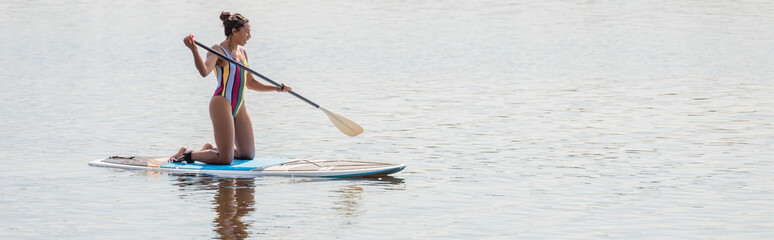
[
  {"x1": 170, "y1": 146, "x2": 188, "y2": 161},
  {"x1": 201, "y1": 142, "x2": 214, "y2": 151}
]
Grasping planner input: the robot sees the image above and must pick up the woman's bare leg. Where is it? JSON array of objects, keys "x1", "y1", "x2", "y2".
[
  {"x1": 187, "y1": 96, "x2": 236, "y2": 165},
  {"x1": 168, "y1": 97, "x2": 245, "y2": 165},
  {"x1": 233, "y1": 106, "x2": 255, "y2": 160}
]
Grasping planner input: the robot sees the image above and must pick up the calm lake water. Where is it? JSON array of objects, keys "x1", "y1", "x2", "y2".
[{"x1": 1, "y1": 0, "x2": 773, "y2": 239}]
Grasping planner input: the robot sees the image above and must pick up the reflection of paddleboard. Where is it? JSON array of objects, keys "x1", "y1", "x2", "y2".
[{"x1": 89, "y1": 156, "x2": 405, "y2": 177}]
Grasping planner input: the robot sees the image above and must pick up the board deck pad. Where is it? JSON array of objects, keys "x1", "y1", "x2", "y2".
[
  {"x1": 161, "y1": 158, "x2": 290, "y2": 171},
  {"x1": 91, "y1": 156, "x2": 405, "y2": 177}
]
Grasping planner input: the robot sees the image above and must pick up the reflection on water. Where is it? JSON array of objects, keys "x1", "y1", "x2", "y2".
[
  {"x1": 330, "y1": 176, "x2": 405, "y2": 219},
  {"x1": 213, "y1": 178, "x2": 254, "y2": 239},
  {"x1": 332, "y1": 185, "x2": 364, "y2": 218},
  {"x1": 167, "y1": 174, "x2": 404, "y2": 239}
]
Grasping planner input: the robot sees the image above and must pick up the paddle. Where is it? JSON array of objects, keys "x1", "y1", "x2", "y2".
[{"x1": 193, "y1": 40, "x2": 364, "y2": 137}]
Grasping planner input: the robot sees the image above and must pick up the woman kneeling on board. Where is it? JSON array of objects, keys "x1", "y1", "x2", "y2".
[{"x1": 174, "y1": 11, "x2": 291, "y2": 164}]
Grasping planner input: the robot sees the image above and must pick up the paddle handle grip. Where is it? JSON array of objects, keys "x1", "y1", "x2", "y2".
[{"x1": 193, "y1": 40, "x2": 320, "y2": 109}]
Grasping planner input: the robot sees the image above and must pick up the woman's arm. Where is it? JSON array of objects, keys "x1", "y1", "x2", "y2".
[
  {"x1": 183, "y1": 35, "x2": 218, "y2": 77},
  {"x1": 246, "y1": 73, "x2": 291, "y2": 92}
]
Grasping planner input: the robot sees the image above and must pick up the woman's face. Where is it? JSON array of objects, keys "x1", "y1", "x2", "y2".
[{"x1": 232, "y1": 22, "x2": 251, "y2": 46}]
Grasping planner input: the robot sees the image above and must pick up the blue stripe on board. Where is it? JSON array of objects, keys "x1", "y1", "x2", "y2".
[{"x1": 160, "y1": 158, "x2": 291, "y2": 171}]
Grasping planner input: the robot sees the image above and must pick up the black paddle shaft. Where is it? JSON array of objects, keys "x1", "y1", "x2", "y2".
[{"x1": 193, "y1": 40, "x2": 320, "y2": 109}]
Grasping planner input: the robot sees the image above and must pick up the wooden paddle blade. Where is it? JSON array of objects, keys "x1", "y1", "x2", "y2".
[{"x1": 320, "y1": 107, "x2": 364, "y2": 137}]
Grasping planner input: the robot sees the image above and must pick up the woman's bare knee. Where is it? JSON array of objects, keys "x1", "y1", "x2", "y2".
[
  {"x1": 213, "y1": 151, "x2": 233, "y2": 165},
  {"x1": 236, "y1": 152, "x2": 254, "y2": 160}
]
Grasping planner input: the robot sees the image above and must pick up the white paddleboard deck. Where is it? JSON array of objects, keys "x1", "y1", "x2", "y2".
[{"x1": 90, "y1": 156, "x2": 405, "y2": 177}]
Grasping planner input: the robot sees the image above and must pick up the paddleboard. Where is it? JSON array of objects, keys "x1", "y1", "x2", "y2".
[{"x1": 89, "y1": 156, "x2": 405, "y2": 177}]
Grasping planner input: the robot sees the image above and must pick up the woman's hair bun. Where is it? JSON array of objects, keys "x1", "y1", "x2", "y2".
[
  {"x1": 220, "y1": 11, "x2": 232, "y2": 22},
  {"x1": 219, "y1": 11, "x2": 248, "y2": 37}
]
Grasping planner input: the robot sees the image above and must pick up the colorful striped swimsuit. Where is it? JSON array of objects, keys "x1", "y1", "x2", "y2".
[{"x1": 213, "y1": 46, "x2": 247, "y2": 118}]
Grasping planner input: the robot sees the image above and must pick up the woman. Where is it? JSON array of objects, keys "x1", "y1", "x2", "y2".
[{"x1": 174, "y1": 11, "x2": 291, "y2": 165}]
